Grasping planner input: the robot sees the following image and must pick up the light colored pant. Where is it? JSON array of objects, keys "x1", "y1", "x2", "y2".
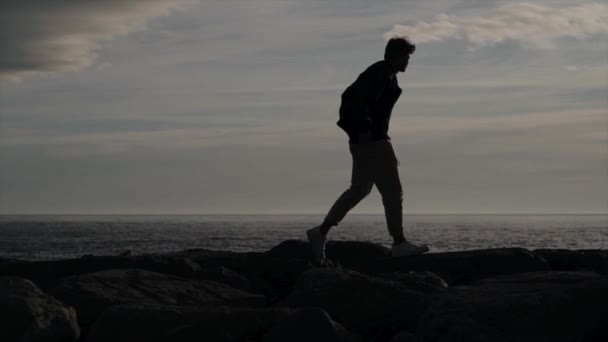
[{"x1": 323, "y1": 138, "x2": 404, "y2": 238}]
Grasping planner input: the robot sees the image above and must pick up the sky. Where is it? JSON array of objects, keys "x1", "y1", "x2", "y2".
[{"x1": 0, "y1": 0, "x2": 606, "y2": 215}]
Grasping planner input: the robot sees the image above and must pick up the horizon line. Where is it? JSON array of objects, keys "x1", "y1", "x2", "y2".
[{"x1": 1, "y1": 212, "x2": 607, "y2": 216}]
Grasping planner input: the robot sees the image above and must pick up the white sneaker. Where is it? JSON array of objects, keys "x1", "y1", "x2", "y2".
[
  {"x1": 306, "y1": 225, "x2": 327, "y2": 262},
  {"x1": 391, "y1": 240, "x2": 429, "y2": 257}
]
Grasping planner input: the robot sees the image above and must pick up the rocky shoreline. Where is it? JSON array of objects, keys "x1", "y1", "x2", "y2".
[{"x1": 1, "y1": 240, "x2": 607, "y2": 341}]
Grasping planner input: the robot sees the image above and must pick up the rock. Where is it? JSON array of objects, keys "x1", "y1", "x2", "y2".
[
  {"x1": 0, "y1": 248, "x2": 310, "y2": 305},
  {"x1": 215, "y1": 252, "x2": 312, "y2": 303},
  {"x1": 279, "y1": 268, "x2": 428, "y2": 339},
  {"x1": 132, "y1": 253, "x2": 201, "y2": 276},
  {"x1": 416, "y1": 271, "x2": 608, "y2": 342},
  {"x1": 3, "y1": 244, "x2": 607, "y2": 342},
  {"x1": 267, "y1": 239, "x2": 390, "y2": 267},
  {"x1": 0, "y1": 257, "x2": 24, "y2": 264},
  {"x1": 174, "y1": 248, "x2": 241, "y2": 268},
  {"x1": 534, "y1": 249, "x2": 608, "y2": 274},
  {"x1": 176, "y1": 248, "x2": 314, "y2": 302},
  {"x1": 263, "y1": 307, "x2": 361, "y2": 342},
  {"x1": 0, "y1": 276, "x2": 80, "y2": 342},
  {"x1": 389, "y1": 331, "x2": 422, "y2": 342},
  {"x1": 357, "y1": 247, "x2": 550, "y2": 285},
  {"x1": 85, "y1": 305, "x2": 359, "y2": 342},
  {"x1": 193, "y1": 265, "x2": 252, "y2": 293},
  {"x1": 47, "y1": 268, "x2": 266, "y2": 329},
  {"x1": 265, "y1": 239, "x2": 310, "y2": 258},
  {"x1": 0, "y1": 253, "x2": 205, "y2": 289},
  {"x1": 376, "y1": 271, "x2": 448, "y2": 293}
]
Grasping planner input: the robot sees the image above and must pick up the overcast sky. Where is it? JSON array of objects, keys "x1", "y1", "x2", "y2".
[{"x1": 0, "y1": 0, "x2": 606, "y2": 214}]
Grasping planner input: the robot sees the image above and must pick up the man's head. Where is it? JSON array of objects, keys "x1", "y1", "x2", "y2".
[{"x1": 384, "y1": 36, "x2": 416, "y2": 73}]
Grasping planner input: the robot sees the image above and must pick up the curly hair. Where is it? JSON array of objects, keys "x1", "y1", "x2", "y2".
[{"x1": 384, "y1": 36, "x2": 416, "y2": 60}]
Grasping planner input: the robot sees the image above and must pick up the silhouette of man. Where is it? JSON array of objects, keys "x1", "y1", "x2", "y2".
[{"x1": 307, "y1": 36, "x2": 429, "y2": 262}]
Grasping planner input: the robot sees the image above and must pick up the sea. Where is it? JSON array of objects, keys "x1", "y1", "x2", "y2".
[{"x1": 0, "y1": 214, "x2": 606, "y2": 261}]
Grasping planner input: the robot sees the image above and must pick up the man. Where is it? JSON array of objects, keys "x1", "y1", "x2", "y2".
[{"x1": 306, "y1": 36, "x2": 429, "y2": 262}]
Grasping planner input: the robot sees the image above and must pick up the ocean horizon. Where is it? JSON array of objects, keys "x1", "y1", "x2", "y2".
[{"x1": 1, "y1": 214, "x2": 606, "y2": 261}]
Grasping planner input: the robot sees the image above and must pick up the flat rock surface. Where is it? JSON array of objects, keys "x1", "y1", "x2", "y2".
[
  {"x1": 85, "y1": 305, "x2": 359, "y2": 342},
  {"x1": 417, "y1": 271, "x2": 608, "y2": 342},
  {"x1": 47, "y1": 268, "x2": 266, "y2": 328}
]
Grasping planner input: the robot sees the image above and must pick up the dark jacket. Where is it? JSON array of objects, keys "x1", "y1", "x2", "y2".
[{"x1": 337, "y1": 60, "x2": 402, "y2": 143}]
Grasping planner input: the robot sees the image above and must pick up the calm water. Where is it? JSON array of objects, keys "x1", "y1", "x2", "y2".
[{"x1": 0, "y1": 214, "x2": 606, "y2": 261}]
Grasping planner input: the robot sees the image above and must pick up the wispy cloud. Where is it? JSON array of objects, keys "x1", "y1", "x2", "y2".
[
  {"x1": 385, "y1": 3, "x2": 608, "y2": 48},
  {"x1": 394, "y1": 108, "x2": 607, "y2": 144},
  {"x1": 0, "y1": 0, "x2": 193, "y2": 81},
  {"x1": 0, "y1": 120, "x2": 335, "y2": 157}
]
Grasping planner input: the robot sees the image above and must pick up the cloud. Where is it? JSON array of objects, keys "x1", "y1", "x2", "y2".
[
  {"x1": 393, "y1": 108, "x2": 607, "y2": 145},
  {"x1": 385, "y1": 2, "x2": 608, "y2": 48},
  {"x1": 0, "y1": 119, "x2": 336, "y2": 157},
  {"x1": 0, "y1": 0, "x2": 193, "y2": 82}
]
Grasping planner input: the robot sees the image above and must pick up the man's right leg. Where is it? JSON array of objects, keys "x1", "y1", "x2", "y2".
[
  {"x1": 372, "y1": 140, "x2": 405, "y2": 244},
  {"x1": 374, "y1": 141, "x2": 429, "y2": 256},
  {"x1": 320, "y1": 142, "x2": 374, "y2": 235}
]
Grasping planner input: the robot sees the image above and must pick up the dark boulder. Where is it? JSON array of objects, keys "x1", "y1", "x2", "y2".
[
  {"x1": 265, "y1": 239, "x2": 310, "y2": 258},
  {"x1": 129, "y1": 253, "x2": 201, "y2": 276},
  {"x1": 267, "y1": 239, "x2": 390, "y2": 267},
  {"x1": 416, "y1": 271, "x2": 608, "y2": 342},
  {"x1": 47, "y1": 268, "x2": 266, "y2": 329},
  {"x1": 213, "y1": 252, "x2": 312, "y2": 303},
  {"x1": 0, "y1": 276, "x2": 80, "y2": 342},
  {"x1": 85, "y1": 305, "x2": 359, "y2": 342},
  {"x1": 357, "y1": 247, "x2": 550, "y2": 285},
  {"x1": 534, "y1": 249, "x2": 608, "y2": 274},
  {"x1": 0, "y1": 257, "x2": 24, "y2": 264},
  {"x1": 0, "y1": 253, "x2": 204, "y2": 289},
  {"x1": 0, "y1": 248, "x2": 311, "y2": 306},
  {"x1": 389, "y1": 331, "x2": 423, "y2": 342},
  {"x1": 376, "y1": 271, "x2": 448, "y2": 294},
  {"x1": 263, "y1": 307, "x2": 361, "y2": 342},
  {"x1": 192, "y1": 265, "x2": 253, "y2": 293},
  {"x1": 174, "y1": 248, "x2": 241, "y2": 268},
  {"x1": 278, "y1": 268, "x2": 428, "y2": 339}
]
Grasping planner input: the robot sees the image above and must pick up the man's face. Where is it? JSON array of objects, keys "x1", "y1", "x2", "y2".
[{"x1": 396, "y1": 53, "x2": 411, "y2": 72}]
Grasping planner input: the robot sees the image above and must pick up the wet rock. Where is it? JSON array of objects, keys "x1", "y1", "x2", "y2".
[
  {"x1": 0, "y1": 276, "x2": 80, "y2": 342},
  {"x1": 47, "y1": 268, "x2": 265, "y2": 329},
  {"x1": 85, "y1": 305, "x2": 359, "y2": 342},
  {"x1": 279, "y1": 268, "x2": 428, "y2": 339}
]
